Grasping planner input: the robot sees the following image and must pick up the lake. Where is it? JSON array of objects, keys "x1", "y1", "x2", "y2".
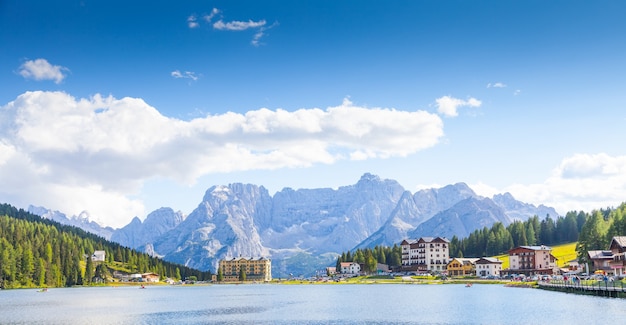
[{"x1": 2, "y1": 283, "x2": 626, "y2": 324}]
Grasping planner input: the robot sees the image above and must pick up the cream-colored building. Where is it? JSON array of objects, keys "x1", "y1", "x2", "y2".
[
  {"x1": 447, "y1": 258, "x2": 479, "y2": 276},
  {"x1": 219, "y1": 257, "x2": 272, "y2": 282}
]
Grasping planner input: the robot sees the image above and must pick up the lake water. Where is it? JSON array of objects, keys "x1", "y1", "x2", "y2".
[{"x1": 2, "y1": 283, "x2": 626, "y2": 324}]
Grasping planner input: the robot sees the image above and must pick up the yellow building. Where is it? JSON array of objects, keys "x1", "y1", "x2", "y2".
[
  {"x1": 447, "y1": 258, "x2": 479, "y2": 277},
  {"x1": 219, "y1": 257, "x2": 272, "y2": 282}
]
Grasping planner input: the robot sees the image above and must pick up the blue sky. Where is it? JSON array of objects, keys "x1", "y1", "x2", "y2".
[{"x1": 1, "y1": 1, "x2": 625, "y2": 227}]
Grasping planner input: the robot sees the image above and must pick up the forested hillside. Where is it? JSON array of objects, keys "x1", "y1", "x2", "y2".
[
  {"x1": 0, "y1": 204, "x2": 211, "y2": 289},
  {"x1": 449, "y1": 212, "x2": 585, "y2": 258},
  {"x1": 337, "y1": 203, "x2": 626, "y2": 269},
  {"x1": 576, "y1": 203, "x2": 626, "y2": 264}
]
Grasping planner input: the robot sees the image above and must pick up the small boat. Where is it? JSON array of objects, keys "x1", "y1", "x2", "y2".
[
  {"x1": 38, "y1": 288, "x2": 48, "y2": 292},
  {"x1": 140, "y1": 285, "x2": 146, "y2": 289},
  {"x1": 465, "y1": 283, "x2": 473, "y2": 287}
]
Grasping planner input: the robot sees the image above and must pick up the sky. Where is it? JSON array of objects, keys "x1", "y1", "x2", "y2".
[{"x1": 1, "y1": 1, "x2": 625, "y2": 228}]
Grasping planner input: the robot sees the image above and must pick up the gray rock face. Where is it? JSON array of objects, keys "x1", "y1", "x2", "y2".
[
  {"x1": 148, "y1": 184, "x2": 272, "y2": 271},
  {"x1": 492, "y1": 192, "x2": 559, "y2": 221},
  {"x1": 111, "y1": 207, "x2": 184, "y2": 249},
  {"x1": 408, "y1": 197, "x2": 513, "y2": 239},
  {"x1": 28, "y1": 205, "x2": 115, "y2": 239}
]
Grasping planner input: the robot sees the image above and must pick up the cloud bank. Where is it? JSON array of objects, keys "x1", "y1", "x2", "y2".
[
  {"x1": 0, "y1": 92, "x2": 443, "y2": 227},
  {"x1": 504, "y1": 153, "x2": 626, "y2": 214}
]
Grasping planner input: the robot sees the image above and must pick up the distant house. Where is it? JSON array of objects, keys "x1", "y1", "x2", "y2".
[
  {"x1": 326, "y1": 267, "x2": 337, "y2": 276},
  {"x1": 376, "y1": 263, "x2": 391, "y2": 274},
  {"x1": 608, "y1": 236, "x2": 626, "y2": 276},
  {"x1": 142, "y1": 273, "x2": 160, "y2": 283},
  {"x1": 506, "y1": 245, "x2": 557, "y2": 276},
  {"x1": 587, "y1": 236, "x2": 626, "y2": 276},
  {"x1": 447, "y1": 258, "x2": 479, "y2": 277},
  {"x1": 91, "y1": 250, "x2": 106, "y2": 262},
  {"x1": 340, "y1": 262, "x2": 361, "y2": 275},
  {"x1": 475, "y1": 257, "x2": 503, "y2": 277}
]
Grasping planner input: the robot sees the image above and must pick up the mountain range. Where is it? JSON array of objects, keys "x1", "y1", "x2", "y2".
[{"x1": 27, "y1": 173, "x2": 558, "y2": 277}]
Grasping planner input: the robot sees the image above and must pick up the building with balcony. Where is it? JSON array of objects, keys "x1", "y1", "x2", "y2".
[
  {"x1": 506, "y1": 245, "x2": 557, "y2": 276},
  {"x1": 219, "y1": 257, "x2": 272, "y2": 282},
  {"x1": 587, "y1": 236, "x2": 626, "y2": 276},
  {"x1": 401, "y1": 237, "x2": 450, "y2": 273},
  {"x1": 447, "y1": 258, "x2": 479, "y2": 277}
]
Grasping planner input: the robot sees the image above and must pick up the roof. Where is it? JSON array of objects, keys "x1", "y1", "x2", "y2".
[
  {"x1": 402, "y1": 237, "x2": 450, "y2": 245},
  {"x1": 588, "y1": 250, "x2": 614, "y2": 259},
  {"x1": 449, "y1": 258, "x2": 479, "y2": 264},
  {"x1": 508, "y1": 245, "x2": 552, "y2": 253},
  {"x1": 611, "y1": 236, "x2": 626, "y2": 248},
  {"x1": 223, "y1": 257, "x2": 271, "y2": 263},
  {"x1": 476, "y1": 257, "x2": 502, "y2": 264},
  {"x1": 340, "y1": 262, "x2": 359, "y2": 267}
]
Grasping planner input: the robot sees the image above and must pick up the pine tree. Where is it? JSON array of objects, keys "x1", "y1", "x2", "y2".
[{"x1": 85, "y1": 255, "x2": 94, "y2": 285}]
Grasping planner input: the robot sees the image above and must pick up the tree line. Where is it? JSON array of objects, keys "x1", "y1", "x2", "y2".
[
  {"x1": 449, "y1": 212, "x2": 585, "y2": 258},
  {"x1": 335, "y1": 245, "x2": 402, "y2": 274},
  {"x1": 0, "y1": 203, "x2": 212, "y2": 289},
  {"x1": 576, "y1": 203, "x2": 626, "y2": 265}
]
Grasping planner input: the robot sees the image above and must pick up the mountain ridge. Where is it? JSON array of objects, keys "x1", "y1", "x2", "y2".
[{"x1": 27, "y1": 173, "x2": 559, "y2": 277}]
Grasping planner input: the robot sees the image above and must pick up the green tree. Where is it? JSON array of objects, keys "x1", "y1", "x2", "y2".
[
  {"x1": 217, "y1": 267, "x2": 223, "y2": 282},
  {"x1": 85, "y1": 256, "x2": 94, "y2": 285},
  {"x1": 34, "y1": 257, "x2": 46, "y2": 287},
  {"x1": 364, "y1": 250, "x2": 377, "y2": 274},
  {"x1": 238, "y1": 267, "x2": 246, "y2": 281},
  {"x1": 526, "y1": 223, "x2": 537, "y2": 246},
  {"x1": 576, "y1": 210, "x2": 610, "y2": 265}
]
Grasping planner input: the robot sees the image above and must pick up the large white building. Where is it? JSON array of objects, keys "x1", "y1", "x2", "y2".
[
  {"x1": 340, "y1": 262, "x2": 361, "y2": 275},
  {"x1": 401, "y1": 237, "x2": 450, "y2": 273}
]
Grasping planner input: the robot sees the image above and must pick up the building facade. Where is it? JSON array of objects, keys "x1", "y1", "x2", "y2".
[
  {"x1": 475, "y1": 257, "x2": 503, "y2": 277},
  {"x1": 587, "y1": 236, "x2": 626, "y2": 276},
  {"x1": 92, "y1": 250, "x2": 106, "y2": 262},
  {"x1": 340, "y1": 262, "x2": 361, "y2": 275},
  {"x1": 507, "y1": 245, "x2": 557, "y2": 276},
  {"x1": 219, "y1": 257, "x2": 272, "y2": 282},
  {"x1": 401, "y1": 237, "x2": 450, "y2": 273},
  {"x1": 447, "y1": 258, "x2": 479, "y2": 277}
]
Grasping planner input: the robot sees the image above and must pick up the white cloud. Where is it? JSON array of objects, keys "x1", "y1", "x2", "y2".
[
  {"x1": 435, "y1": 95, "x2": 481, "y2": 117},
  {"x1": 514, "y1": 89, "x2": 521, "y2": 96},
  {"x1": 187, "y1": 15, "x2": 199, "y2": 28},
  {"x1": 0, "y1": 91, "x2": 444, "y2": 227},
  {"x1": 188, "y1": 8, "x2": 274, "y2": 45},
  {"x1": 495, "y1": 153, "x2": 626, "y2": 216},
  {"x1": 251, "y1": 21, "x2": 279, "y2": 47},
  {"x1": 213, "y1": 19, "x2": 266, "y2": 31},
  {"x1": 171, "y1": 70, "x2": 199, "y2": 81},
  {"x1": 18, "y1": 58, "x2": 68, "y2": 84},
  {"x1": 203, "y1": 8, "x2": 220, "y2": 23},
  {"x1": 487, "y1": 82, "x2": 507, "y2": 88}
]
